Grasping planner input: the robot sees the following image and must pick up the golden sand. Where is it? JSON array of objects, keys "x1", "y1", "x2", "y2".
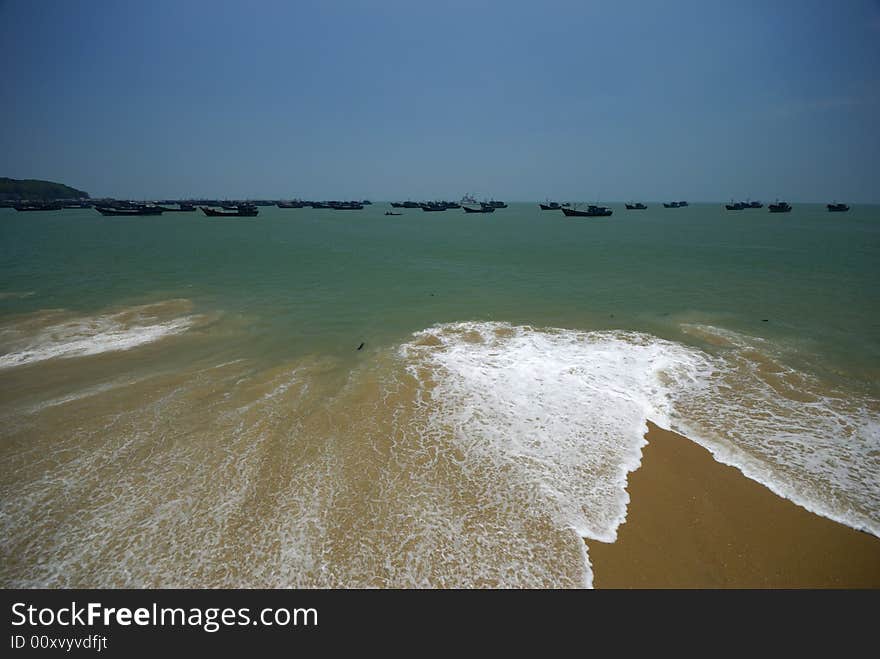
[{"x1": 588, "y1": 423, "x2": 880, "y2": 588}]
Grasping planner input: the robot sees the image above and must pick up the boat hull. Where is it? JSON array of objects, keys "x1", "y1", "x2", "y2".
[
  {"x1": 200, "y1": 207, "x2": 258, "y2": 217},
  {"x1": 561, "y1": 207, "x2": 612, "y2": 217}
]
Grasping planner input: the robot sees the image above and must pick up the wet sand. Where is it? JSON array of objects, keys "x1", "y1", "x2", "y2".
[{"x1": 588, "y1": 423, "x2": 880, "y2": 588}]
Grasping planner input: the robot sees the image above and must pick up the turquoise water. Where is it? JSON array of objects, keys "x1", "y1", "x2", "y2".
[
  {"x1": 2, "y1": 203, "x2": 878, "y2": 380},
  {"x1": 1, "y1": 202, "x2": 878, "y2": 587}
]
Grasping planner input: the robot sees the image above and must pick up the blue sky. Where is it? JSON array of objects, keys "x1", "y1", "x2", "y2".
[{"x1": 1, "y1": 0, "x2": 878, "y2": 201}]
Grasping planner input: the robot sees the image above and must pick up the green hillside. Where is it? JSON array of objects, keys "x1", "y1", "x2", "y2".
[{"x1": 0, "y1": 177, "x2": 90, "y2": 200}]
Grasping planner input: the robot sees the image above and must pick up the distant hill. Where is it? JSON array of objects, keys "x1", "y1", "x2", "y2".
[{"x1": 0, "y1": 177, "x2": 90, "y2": 201}]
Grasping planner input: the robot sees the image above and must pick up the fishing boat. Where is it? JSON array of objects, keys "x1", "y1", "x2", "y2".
[
  {"x1": 561, "y1": 205, "x2": 613, "y2": 217},
  {"x1": 625, "y1": 202, "x2": 647, "y2": 210},
  {"x1": 725, "y1": 201, "x2": 746, "y2": 210},
  {"x1": 485, "y1": 200, "x2": 507, "y2": 208},
  {"x1": 200, "y1": 205, "x2": 258, "y2": 217},
  {"x1": 827, "y1": 202, "x2": 849, "y2": 212},
  {"x1": 167, "y1": 203, "x2": 197, "y2": 212},
  {"x1": 663, "y1": 202, "x2": 680, "y2": 208},
  {"x1": 768, "y1": 201, "x2": 792, "y2": 213},
  {"x1": 463, "y1": 205, "x2": 495, "y2": 213},
  {"x1": 96, "y1": 205, "x2": 163, "y2": 216},
  {"x1": 384, "y1": 211, "x2": 402, "y2": 216},
  {"x1": 540, "y1": 200, "x2": 571, "y2": 210}
]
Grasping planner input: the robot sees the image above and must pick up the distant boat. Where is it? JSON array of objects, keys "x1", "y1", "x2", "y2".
[
  {"x1": 678, "y1": 201, "x2": 689, "y2": 207},
  {"x1": 768, "y1": 201, "x2": 792, "y2": 213},
  {"x1": 200, "y1": 205, "x2": 258, "y2": 217},
  {"x1": 384, "y1": 211, "x2": 402, "y2": 216},
  {"x1": 463, "y1": 205, "x2": 494, "y2": 213},
  {"x1": 96, "y1": 205, "x2": 163, "y2": 216},
  {"x1": 540, "y1": 200, "x2": 570, "y2": 210},
  {"x1": 827, "y1": 202, "x2": 849, "y2": 212},
  {"x1": 663, "y1": 202, "x2": 680, "y2": 208},
  {"x1": 150, "y1": 204, "x2": 195, "y2": 212},
  {"x1": 625, "y1": 202, "x2": 647, "y2": 210},
  {"x1": 402, "y1": 201, "x2": 421, "y2": 209},
  {"x1": 747, "y1": 200, "x2": 763, "y2": 208},
  {"x1": 484, "y1": 200, "x2": 507, "y2": 208},
  {"x1": 277, "y1": 201, "x2": 305, "y2": 209},
  {"x1": 561, "y1": 205, "x2": 613, "y2": 217},
  {"x1": 725, "y1": 201, "x2": 746, "y2": 210},
  {"x1": 390, "y1": 202, "x2": 405, "y2": 208}
]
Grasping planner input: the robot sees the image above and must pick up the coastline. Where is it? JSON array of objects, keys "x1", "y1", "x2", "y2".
[{"x1": 588, "y1": 422, "x2": 880, "y2": 588}]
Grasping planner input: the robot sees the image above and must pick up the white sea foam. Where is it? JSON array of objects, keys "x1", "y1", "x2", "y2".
[
  {"x1": 0, "y1": 307, "x2": 198, "y2": 369},
  {"x1": 400, "y1": 321, "x2": 880, "y2": 584}
]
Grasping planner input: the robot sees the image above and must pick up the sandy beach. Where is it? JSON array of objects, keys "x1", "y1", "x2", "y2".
[{"x1": 587, "y1": 423, "x2": 880, "y2": 588}]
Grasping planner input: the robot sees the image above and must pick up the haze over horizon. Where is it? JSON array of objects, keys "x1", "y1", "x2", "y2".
[{"x1": 1, "y1": 0, "x2": 878, "y2": 203}]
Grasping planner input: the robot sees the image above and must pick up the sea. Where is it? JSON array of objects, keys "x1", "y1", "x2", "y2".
[{"x1": 1, "y1": 202, "x2": 878, "y2": 587}]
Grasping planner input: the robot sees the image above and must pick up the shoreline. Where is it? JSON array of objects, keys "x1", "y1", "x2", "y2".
[{"x1": 587, "y1": 422, "x2": 880, "y2": 588}]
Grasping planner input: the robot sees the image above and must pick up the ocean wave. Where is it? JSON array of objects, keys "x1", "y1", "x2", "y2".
[
  {"x1": 404, "y1": 323, "x2": 880, "y2": 540},
  {"x1": 399, "y1": 321, "x2": 879, "y2": 584},
  {"x1": 0, "y1": 300, "x2": 200, "y2": 370}
]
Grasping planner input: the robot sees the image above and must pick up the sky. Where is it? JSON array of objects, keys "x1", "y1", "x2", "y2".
[{"x1": 1, "y1": 0, "x2": 879, "y2": 202}]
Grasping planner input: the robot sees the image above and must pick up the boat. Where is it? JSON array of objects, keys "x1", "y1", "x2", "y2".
[
  {"x1": 147, "y1": 204, "x2": 185, "y2": 212},
  {"x1": 725, "y1": 201, "x2": 746, "y2": 210},
  {"x1": 663, "y1": 202, "x2": 680, "y2": 208},
  {"x1": 625, "y1": 202, "x2": 647, "y2": 210},
  {"x1": 384, "y1": 211, "x2": 402, "y2": 216},
  {"x1": 747, "y1": 200, "x2": 763, "y2": 208},
  {"x1": 485, "y1": 200, "x2": 507, "y2": 208},
  {"x1": 768, "y1": 201, "x2": 792, "y2": 213},
  {"x1": 390, "y1": 202, "x2": 405, "y2": 208},
  {"x1": 463, "y1": 205, "x2": 494, "y2": 213},
  {"x1": 420, "y1": 203, "x2": 447, "y2": 211},
  {"x1": 540, "y1": 200, "x2": 570, "y2": 210},
  {"x1": 277, "y1": 201, "x2": 305, "y2": 209},
  {"x1": 561, "y1": 205, "x2": 613, "y2": 217},
  {"x1": 827, "y1": 202, "x2": 849, "y2": 212},
  {"x1": 402, "y1": 201, "x2": 421, "y2": 209},
  {"x1": 96, "y1": 205, "x2": 163, "y2": 216},
  {"x1": 677, "y1": 201, "x2": 689, "y2": 207},
  {"x1": 200, "y1": 205, "x2": 258, "y2": 217}
]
